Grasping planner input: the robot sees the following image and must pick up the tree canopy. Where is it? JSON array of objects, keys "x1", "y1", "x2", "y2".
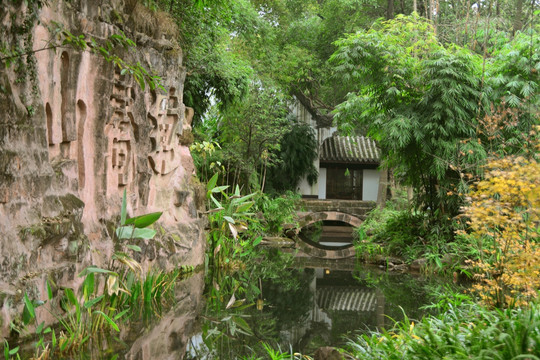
[{"x1": 144, "y1": 0, "x2": 538, "y2": 217}]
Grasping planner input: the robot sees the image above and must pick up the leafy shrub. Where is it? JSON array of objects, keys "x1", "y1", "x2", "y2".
[
  {"x1": 266, "y1": 119, "x2": 319, "y2": 193},
  {"x1": 256, "y1": 192, "x2": 300, "y2": 236},
  {"x1": 355, "y1": 204, "x2": 428, "y2": 262},
  {"x1": 345, "y1": 301, "x2": 540, "y2": 360},
  {"x1": 461, "y1": 152, "x2": 540, "y2": 307},
  {"x1": 355, "y1": 188, "x2": 477, "y2": 269}
]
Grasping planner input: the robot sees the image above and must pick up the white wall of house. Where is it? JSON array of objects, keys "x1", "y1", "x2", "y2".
[
  {"x1": 318, "y1": 168, "x2": 327, "y2": 199},
  {"x1": 291, "y1": 100, "x2": 336, "y2": 145},
  {"x1": 362, "y1": 169, "x2": 380, "y2": 201},
  {"x1": 292, "y1": 99, "x2": 335, "y2": 198},
  {"x1": 293, "y1": 99, "x2": 384, "y2": 202},
  {"x1": 297, "y1": 158, "x2": 320, "y2": 197}
]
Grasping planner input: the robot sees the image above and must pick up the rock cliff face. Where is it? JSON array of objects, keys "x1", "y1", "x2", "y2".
[{"x1": 0, "y1": 0, "x2": 205, "y2": 337}]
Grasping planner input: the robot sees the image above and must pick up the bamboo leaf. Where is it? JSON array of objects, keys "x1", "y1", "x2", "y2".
[
  {"x1": 107, "y1": 275, "x2": 120, "y2": 296},
  {"x1": 83, "y1": 295, "x2": 105, "y2": 310},
  {"x1": 36, "y1": 321, "x2": 44, "y2": 334},
  {"x1": 64, "y1": 288, "x2": 78, "y2": 306},
  {"x1": 93, "y1": 311, "x2": 120, "y2": 332},
  {"x1": 253, "y1": 236, "x2": 262, "y2": 246},
  {"x1": 120, "y1": 189, "x2": 127, "y2": 225},
  {"x1": 231, "y1": 193, "x2": 256, "y2": 205},
  {"x1": 114, "y1": 308, "x2": 130, "y2": 320},
  {"x1": 232, "y1": 316, "x2": 253, "y2": 335},
  {"x1": 78, "y1": 266, "x2": 117, "y2": 277},
  {"x1": 223, "y1": 216, "x2": 235, "y2": 224},
  {"x1": 210, "y1": 195, "x2": 222, "y2": 209},
  {"x1": 207, "y1": 173, "x2": 219, "y2": 192},
  {"x1": 235, "y1": 201, "x2": 254, "y2": 213},
  {"x1": 126, "y1": 244, "x2": 142, "y2": 252},
  {"x1": 22, "y1": 294, "x2": 35, "y2": 325},
  {"x1": 82, "y1": 272, "x2": 95, "y2": 300},
  {"x1": 131, "y1": 228, "x2": 157, "y2": 240},
  {"x1": 228, "y1": 223, "x2": 238, "y2": 239},
  {"x1": 46, "y1": 280, "x2": 53, "y2": 301},
  {"x1": 125, "y1": 212, "x2": 162, "y2": 228},
  {"x1": 226, "y1": 293, "x2": 236, "y2": 309},
  {"x1": 116, "y1": 225, "x2": 135, "y2": 240},
  {"x1": 211, "y1": 185, "x2": 229, "y2": 193}
]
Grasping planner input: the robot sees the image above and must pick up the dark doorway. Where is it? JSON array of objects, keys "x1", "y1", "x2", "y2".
[{"x1": 326, "y1": 167, "x2": 362, "y2": 200}]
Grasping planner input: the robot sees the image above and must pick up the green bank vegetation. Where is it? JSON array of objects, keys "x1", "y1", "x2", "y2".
[
  {"x1": 179, "y1": 0, "x2": 539, "y2": 358},
  {"x1": 4, "y1": 191, "x2": 194, "y2": 359},
  {"x1": 2, "y1": 0, "x2": 539, "y2": 358}
]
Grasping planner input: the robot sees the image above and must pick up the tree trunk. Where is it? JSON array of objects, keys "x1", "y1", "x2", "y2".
[
  {"x1": 434, "y1": 0, "x2": 439, "y2": 33},
  {"x1": 513, "y1": 0, "x2": 524, "y2": 34},
  {"x1": 413, "y1": 0, "x2": 417, "y2": 13},
  {"x1": 463, "y1": 0, "x2": 471, "y2": 46},
  {"x1": 387, "y1": 0, "x2": 394, "y2": 19}
]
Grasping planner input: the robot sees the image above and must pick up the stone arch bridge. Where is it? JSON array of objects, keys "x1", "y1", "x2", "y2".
[{"x1": 287, "y1": 200, "x2": 377, "y2": 259}]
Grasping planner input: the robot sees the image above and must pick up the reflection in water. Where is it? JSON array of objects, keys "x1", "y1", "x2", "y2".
[
  {"x1": 278, "y1": 267, "x2": 388, "y2": 354},
  {"x1": 188, "y1": 258, "x2": 446, "y2": 358},
  {"x1": 299, "y1": 221, "x2": 355, "y2": 248},
  {"x1": 274, "y1": 259, "x2": 448, "y2": 354},
  {"x1": 123, "y1": 271, "x2": 204, "y2": 360}
]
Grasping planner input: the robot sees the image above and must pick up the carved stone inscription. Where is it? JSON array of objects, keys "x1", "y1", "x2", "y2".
[
  {"x1": 148, "y1": 88, "x2": 183, "y2": 175},
  {"x1": 105, "y1": 69, "x2": 136, "y2": 189}
]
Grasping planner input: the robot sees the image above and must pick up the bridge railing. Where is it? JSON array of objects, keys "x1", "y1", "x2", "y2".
[{"x1": 299, "y1": 199, "x2": 376, "y2": 219}]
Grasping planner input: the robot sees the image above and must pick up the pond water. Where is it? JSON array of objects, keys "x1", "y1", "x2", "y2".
[
  {"x1": 13, "y1": 246, "x2": 456, "y2": 359},
  {"x1": 183, "y1": 257, "x2": 447, "y2": 359},
  {"x1": 299, "y1": 221, "x2": 355, "y2": 248}
]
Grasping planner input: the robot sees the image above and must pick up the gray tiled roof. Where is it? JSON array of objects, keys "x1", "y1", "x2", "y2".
[
  {"x1": 320, "y1": 135, "x2": 380, "y2": 164},
  {"x1": 317, "y1": 287, "x2": 377, "y2": 312}
]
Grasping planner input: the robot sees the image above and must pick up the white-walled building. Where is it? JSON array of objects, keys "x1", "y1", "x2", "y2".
[{"x1": 292, "y1": 99, "x2": 382, "y2": 201}]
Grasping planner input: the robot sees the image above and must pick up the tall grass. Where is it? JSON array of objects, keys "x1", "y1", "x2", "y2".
[{"x1": 345, "y1": 301, "x2": 540, "y2": 359}]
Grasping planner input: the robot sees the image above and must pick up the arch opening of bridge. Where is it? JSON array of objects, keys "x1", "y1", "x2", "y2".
[{"x1": 292, "y1": 211, "x2": 364, "y2": 259}]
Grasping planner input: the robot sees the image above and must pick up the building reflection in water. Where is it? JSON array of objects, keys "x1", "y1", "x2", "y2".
[{"x1": 280, "y1": 268, "x2": 386, "y2": 353}]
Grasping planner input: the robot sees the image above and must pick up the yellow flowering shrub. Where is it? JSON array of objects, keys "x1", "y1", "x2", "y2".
[{"x1": 462, "y1": 152, "x2": 540, "y2": 307}]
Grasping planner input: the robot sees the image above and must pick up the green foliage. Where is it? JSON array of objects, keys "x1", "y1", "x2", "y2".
[
  {"x1": 354, "y1": 193, "x2": 416, "y2": 257},
  {"x1": 344, "y1": 301, "x2": 540, "y2": 360},
  {"x1": 266, "y1": 118, "x2": 319, "y2": 193},
  {"x1": 484, "y1": 29, "x2": 540, "y2": 154},
  {"x1": 200, "y1": 174, "x2": 313, "y2": 358},
  {"x1": 220, "y1": 83, "x2": 291, "y2": 191},
  {"x1": 462, "y1": 151, "x2": 540, "y2": 307},
  {"x1": 205, "y1": 173, "x2": 260, "y2": 269},
  {"x1": 255, "y1": 192, "x2": 300, "y2": 235},
  {"x1": 1, "y1": 21, "x2": 164, "y2": 91},
  {"x1": 354, "y1": 192, "x2": 474, "y2": 272},
  {"x1": 262, "y1": 0, "x2": 392, "y2": 111},
  {"x1": 190, "y1": 139, "x2": 223, "y2": 184},
  {"x1": 355, "y1": 192, "x2": 409, "y2": 237},
  {"x1": 333, "y1": 15, "x2": 487, "y2": 219},
  {"x1": 6, "y1": 193, "x2": 186, "y2": 358},
  {"x1": 489, "y1": 30, "x2": 539, "y2": 109},
  {"x1": 151, "y1": 0, "x2": 258, "y2": 122},
  {"x1": 3, "y1": 340, "x2": 21, "y2": 360},
  {"x1": 193, "y1": 83, "x2": 291, "y2": 192}
]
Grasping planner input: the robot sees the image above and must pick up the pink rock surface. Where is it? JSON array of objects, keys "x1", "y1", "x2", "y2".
[{"x1": 0, "y1": 0, "x2": 205, "y2": 338}]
